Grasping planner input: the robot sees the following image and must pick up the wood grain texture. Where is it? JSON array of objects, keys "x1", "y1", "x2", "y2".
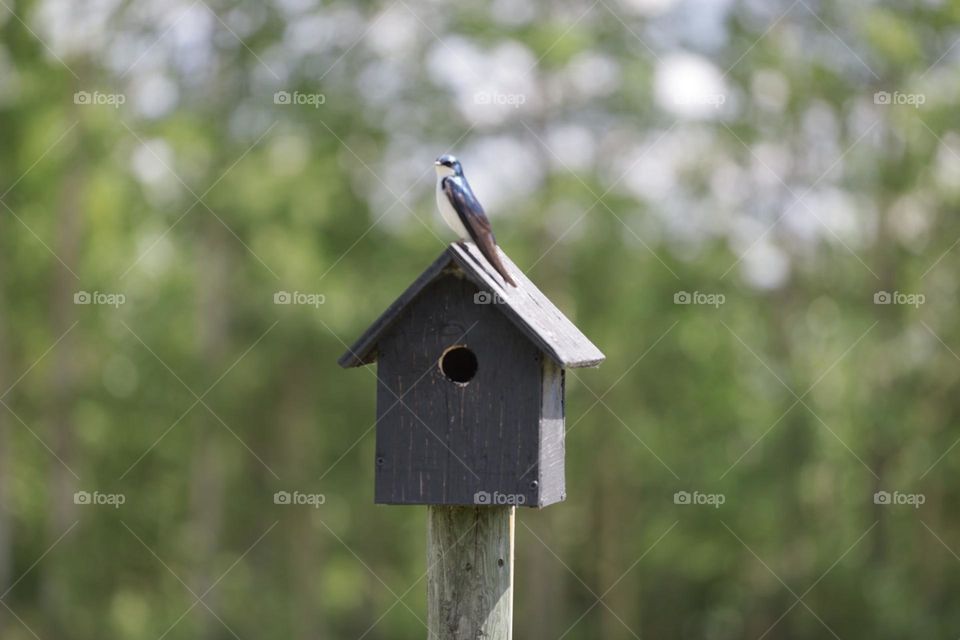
[
  {"x1": 338, "y1": 243, "x2": 605, "y2": 369},
  {"x1": 537, "y1": 358, "x2": 566, "y2": 507},
  {"x1": 337, "y1": 253, "x2": 455, "y2": 368},
  {"x1": 448, "y1": 242, "x2": 605, "y2": 368},
  {"x1": 338, "y1": 244, "x2": 604, "y2": 507},
  {"x1": 427, "y1": 506, "x2": 514, "y2": 640},
  {"x1": 374, "y1": 273, "x2": 543, "y2": 506}
]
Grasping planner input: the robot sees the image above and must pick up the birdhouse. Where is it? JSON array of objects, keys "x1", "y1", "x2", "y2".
[{"x1": 338, "y1": 243, "x2": 604, "y2": 508}]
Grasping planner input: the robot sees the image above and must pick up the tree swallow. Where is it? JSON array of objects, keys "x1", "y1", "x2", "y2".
[{"x1": 434, "y1": 154, "x2": 518, "y2": 287}]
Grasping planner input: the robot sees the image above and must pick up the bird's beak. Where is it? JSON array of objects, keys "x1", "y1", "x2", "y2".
[{"x1": 434, "y1": 160, "x2": 441, "y2": 166}]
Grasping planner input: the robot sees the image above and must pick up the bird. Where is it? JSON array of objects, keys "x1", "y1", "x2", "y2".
[{"x1": 434, "y1": 154, "x2": 517, "y2": 287}]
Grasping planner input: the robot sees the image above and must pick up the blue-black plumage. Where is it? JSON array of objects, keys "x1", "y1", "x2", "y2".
[{"x1": 434, "y1": 154, "x2": 518, "y2": 287}]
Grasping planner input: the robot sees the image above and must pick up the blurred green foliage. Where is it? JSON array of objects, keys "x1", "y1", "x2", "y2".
[{"x1": 1, "y1": 0, "x2": 960, "y2": 638}]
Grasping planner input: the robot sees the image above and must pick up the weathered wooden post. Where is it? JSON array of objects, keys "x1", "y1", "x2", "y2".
[
  {"x1": 339, "y1": 243, "x2": 604, "y2": 639},
  {"x1": 427, "y1": 505, "x2": 514, "y2": 638}
]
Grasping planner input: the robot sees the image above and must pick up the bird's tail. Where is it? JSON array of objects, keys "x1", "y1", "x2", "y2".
[
  {"x1": 492, "y1": 254, "x2": 518, "y2": 287},
  {"x1": 484, "y1": 244, "x2": 518, "y2": 287},
  {"x1": 467, "y1": 234, "x2": 518, "y2": 287}
]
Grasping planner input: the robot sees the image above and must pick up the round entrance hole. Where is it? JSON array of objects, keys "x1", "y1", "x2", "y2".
[{"x1": 439, "y1": 345, "x2": 478, "y2": 384}]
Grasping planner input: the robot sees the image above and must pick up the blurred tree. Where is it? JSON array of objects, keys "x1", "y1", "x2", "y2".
[{"x1": 1, "y1": 0, "x2": 959, "y2": 638}]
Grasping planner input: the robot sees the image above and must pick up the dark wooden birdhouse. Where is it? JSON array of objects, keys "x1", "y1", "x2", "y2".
[{"x1": 338, "y1": 243, "x2": 604, "y2": 508}]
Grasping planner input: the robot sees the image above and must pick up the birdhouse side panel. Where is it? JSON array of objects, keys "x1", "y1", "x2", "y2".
[
  {"x1": 373, "y1": 273, "x2": 544, "y2": 506},
  {"x1": 537, "y1": 358, "x2": 566, "y2": 507}
]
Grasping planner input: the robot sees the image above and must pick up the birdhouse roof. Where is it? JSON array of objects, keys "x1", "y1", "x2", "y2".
[{"x1": 338, "y1": 243, "x2": 605, "y2": 369}]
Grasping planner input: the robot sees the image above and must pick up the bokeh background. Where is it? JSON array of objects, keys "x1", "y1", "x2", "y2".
[{"x1": 2, "y1": 0, "x2": 959, "y2": 638}]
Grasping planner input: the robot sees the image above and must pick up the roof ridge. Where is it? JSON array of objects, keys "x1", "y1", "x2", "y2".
[{"x1": 338, "y1": 244, "x2": 604, "y2": 369}]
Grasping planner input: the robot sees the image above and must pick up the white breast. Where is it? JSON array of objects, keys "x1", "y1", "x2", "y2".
[{"x1": 436, "y1": 178, "x2": 470, "y2": 240}]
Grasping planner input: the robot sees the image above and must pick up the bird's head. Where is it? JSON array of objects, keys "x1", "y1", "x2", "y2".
[{"x1": 434, "y1": 154, "x2": 462, "y2": 178}]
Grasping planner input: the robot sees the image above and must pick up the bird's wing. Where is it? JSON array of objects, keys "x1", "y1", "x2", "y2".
[
  {"x1": 442, "y1": 176, "x2": 517, "y2": 287},
  {"x1": 442, "y1": 176, "x2": 494, "y2": 243}
]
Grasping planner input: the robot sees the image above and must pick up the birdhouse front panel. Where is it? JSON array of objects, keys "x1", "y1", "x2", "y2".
[{"x1": 373, "y1": 271, "x2": 549, "y2": 507}]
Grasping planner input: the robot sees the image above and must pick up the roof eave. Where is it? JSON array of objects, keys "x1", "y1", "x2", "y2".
[
  {"x1": 338, "y1": 243, "x2": 606, "y2": 369},
  {"x1": 337, "y1": 249, "x2": 457, "y2": 368}
]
